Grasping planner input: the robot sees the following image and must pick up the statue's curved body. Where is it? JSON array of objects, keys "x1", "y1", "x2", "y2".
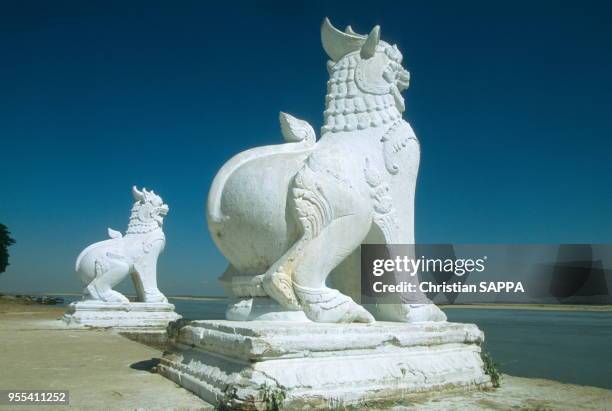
[
  {"x1": 207, "y1": 19, "x2": 446, "y2": 323},
  {"x1": 76, "y1": 187, "x2": 169, "y2": 303}
]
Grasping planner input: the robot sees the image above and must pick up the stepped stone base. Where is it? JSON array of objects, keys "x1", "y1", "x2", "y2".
[
  {"x1": 157, "y1": 320, "x2": 491, "y2": 409},
  {"x1": 62, "y1": 301, "x2": 181, "y2": 331}
]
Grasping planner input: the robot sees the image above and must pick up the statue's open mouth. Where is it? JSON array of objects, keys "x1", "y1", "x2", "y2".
[
  {"x1": 392, "y1": 69, "x2": 410, "y2": 113},
  {"x1": 153, "y1": 205, "x2": 169, "y2": 225}
]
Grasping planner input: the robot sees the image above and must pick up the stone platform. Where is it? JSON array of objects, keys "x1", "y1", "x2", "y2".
[
  {"x1": 62, "y1": 301, "x2": 181, "y2": 331},
  {"x1": 157, "y1": 320, "x2": 491, "y2": 409}
]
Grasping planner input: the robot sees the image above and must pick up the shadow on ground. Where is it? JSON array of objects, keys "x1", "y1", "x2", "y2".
[{"x1": 130, "y1": 358, "x2": 160, "y2": 372}]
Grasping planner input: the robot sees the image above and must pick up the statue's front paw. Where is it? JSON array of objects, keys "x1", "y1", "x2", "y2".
[
  {"x1": 143, "y1": 291, "x2": 168, "y2": 303},
  {"x1": 378, "y1": 303, "x2": 447, "y2": 323},
  {"x1": 344, "y1": 302, "x2": 376, "y2": 323}
]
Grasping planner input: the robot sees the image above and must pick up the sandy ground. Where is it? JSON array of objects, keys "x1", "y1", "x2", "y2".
[
  {"x1": 1, "y1": 298, "x2": 611, "y2": 410},
  {"x1": 0, "y1": 299, "x2": 211, "y2": 410}
]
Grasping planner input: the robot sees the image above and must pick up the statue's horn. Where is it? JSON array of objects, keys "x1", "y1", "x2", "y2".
[
  {"x1": 345, "y1": 25, "x2": 359, "y2": 36},
  {"x1": 360, "y1": 25, "x2": 380, "y2": 59},
  {"x1": 132, "y1": 185, "x2": 144, "y2": 200},
  {"x1": 321, "y1": 17, "x2": 366, "y2": 62}
]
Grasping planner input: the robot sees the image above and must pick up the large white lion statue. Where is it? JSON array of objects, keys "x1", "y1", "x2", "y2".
[
  {"x1": 75, "y1": 186, "x2": 169, "y2": 303},
  {"x1": 207, "y1": 18, "x2": 446, "y2": 323}
]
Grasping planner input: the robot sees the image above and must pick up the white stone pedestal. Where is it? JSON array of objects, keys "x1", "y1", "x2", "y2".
[
  {"x1": 62, "y1": 300, "x2": 181, "y2": 331},
  {"x1": 158, "y1": 320, "x2": 491, "y2": 409}
]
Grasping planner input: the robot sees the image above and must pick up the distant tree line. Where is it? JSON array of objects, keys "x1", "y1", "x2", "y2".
[{"x1": 0, "y1": 224, "x2": 16, "y2": 273}]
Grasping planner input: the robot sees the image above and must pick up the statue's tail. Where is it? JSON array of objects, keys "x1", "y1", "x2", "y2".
[{"x1": 206, "y1": 112, "x2": 316, "y2": 225}]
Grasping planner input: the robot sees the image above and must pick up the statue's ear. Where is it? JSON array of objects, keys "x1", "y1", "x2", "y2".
[
  {"x1": 132, "y1": 185, "x2": 144, "y2": 202},
  {"x1": 321, "y1": 17, "x2": 365, "y2": 61},
  {"x1": 360, "y1": 25, "x2": 380, "y2": 59},
  {"x1": 345, "y1": 25, "x2": 359, "y2": 36}
]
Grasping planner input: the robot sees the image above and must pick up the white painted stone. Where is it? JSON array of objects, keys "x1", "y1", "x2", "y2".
[
  {"x1": 160, "y1": 19, "x2": 491, "y2": 406},
  {"x1": 67, "y1": 186, "x2": 179, "y2": 330},
  {"x1": 206, "y1": 18, "x2": 445, "y2": 323},
  {"x1": 158, "y1": 320, "x2": 490, "y2": 408},
  {"x1": 75, "y1": 186, "x2": 170, "y2": 304},
  {"x1": 62, "y1": 301, "x2": 180, "y2": 330}
]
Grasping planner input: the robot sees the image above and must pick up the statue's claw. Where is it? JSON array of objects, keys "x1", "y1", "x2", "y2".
[
  {"x1": 377, "y1": 303, "x2": 447, "y2": 322},
  {"x1": 293, "y1": 283, "x2": 375, "y2": 323},
  {"x1": 262, "y1": 270, "x2": 301, "y2": 310},
  {"x1": 348, "y1": 303, "x2": 376, "y2": 323}
]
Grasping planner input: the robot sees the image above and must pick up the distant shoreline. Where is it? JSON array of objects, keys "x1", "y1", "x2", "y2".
[
  {"x1": 439, "y1": 303, "x2": 612, "y2": 312},
  {"x1": 168, "y1": 295, "x2": 227, "y2": 301},
  {"x1": 3, "y1": 293, "x2": 611, "y2": 311},
  {"x1": 3, "y1": 292, "x2": 227, "y2": 301}
]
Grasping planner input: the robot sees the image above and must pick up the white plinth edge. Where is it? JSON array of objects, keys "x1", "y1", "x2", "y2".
[
  {"x1": 62, "y1": 301, "x2": 181, "y2": 331},
  {"x1": 158, "y1": 320, "x2": 491, "y2": 409}
]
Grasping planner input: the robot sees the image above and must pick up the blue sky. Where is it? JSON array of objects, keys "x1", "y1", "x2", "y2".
[{"x1": 1, "y1": 1, "x2": 611, "y2": 296}]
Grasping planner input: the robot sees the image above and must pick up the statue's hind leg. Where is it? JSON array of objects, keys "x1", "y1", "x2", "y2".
[
  {"x1": 291, "y1": 212, "x2": 375, "y2": 323},
  {"x1": 85, "y1": 260, "x2": 130, "y2": 303},
  {"x1": 263, "y1": 163, "x2": 375, "y2": 323}
]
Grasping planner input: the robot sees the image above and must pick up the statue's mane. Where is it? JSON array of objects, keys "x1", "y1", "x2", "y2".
[
  {"x1": 322, "y1": 53, "x2": 401, "y2": 134},
  {"x1": 125, "y1": 202, "x2": 159, "y2": 235}
]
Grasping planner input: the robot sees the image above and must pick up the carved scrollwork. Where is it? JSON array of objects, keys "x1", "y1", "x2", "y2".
[
  {"x1": 364, "y1": 157, "x2": 399, "y2": 243},
  {"x1": 292, "y1": 162, "x2": 333, "y2": 239},
  {"x1": 380, "y1": 120, "x2": 418, "y2": 175}
]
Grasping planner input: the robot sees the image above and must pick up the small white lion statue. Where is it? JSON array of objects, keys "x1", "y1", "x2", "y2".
[{"x1": 75, "y1": 186, "x2": 169, "y2": 303}]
